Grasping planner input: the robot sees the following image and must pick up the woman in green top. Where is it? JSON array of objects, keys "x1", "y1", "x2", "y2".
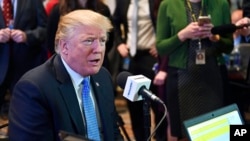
[{"x1": 156, "y1": 0, "x2": 233, "y2": 140}]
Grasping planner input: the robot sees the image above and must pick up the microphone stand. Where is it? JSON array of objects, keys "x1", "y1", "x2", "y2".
[
  {"x1": 117, "y1": 114, "x2": 131, "y2": 141},
  {"x1": 143, "y1": 97, "x2": 151, "y2": 141}
]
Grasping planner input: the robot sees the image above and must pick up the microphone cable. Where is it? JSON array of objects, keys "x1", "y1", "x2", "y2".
[{"x1": 146, "y1": 100, "x2": 168, "y2": 141}]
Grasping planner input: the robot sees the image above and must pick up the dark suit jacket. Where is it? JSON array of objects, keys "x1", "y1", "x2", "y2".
[
  {"x1": 113, "y1": 0, "x2": 157, "y2": 48},
  {"x1": 243, "y1": 0, "x2": 250, "y2": 17},
  {"x1": 0, "y1": 0, "x2": 47, "y2": 86},
  {"x1": 8, "y1": 55, "x2": 123, "y2": 141}
]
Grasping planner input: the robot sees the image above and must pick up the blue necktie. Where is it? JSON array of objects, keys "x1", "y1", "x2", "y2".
[{"x1": 82, "y1": 78, "x2": 101, "y2": 141}]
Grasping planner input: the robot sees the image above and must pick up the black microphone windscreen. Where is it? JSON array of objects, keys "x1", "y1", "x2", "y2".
[
  {"x1": 211, "y1": 24, "x2": 237, "y2": 34},
  {"x1": 116, "y1": 71, "x2": 132, "y2": 89}
]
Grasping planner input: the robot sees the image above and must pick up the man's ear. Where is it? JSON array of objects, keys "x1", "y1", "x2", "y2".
[{"x1": 59, "y1": 39, "x2": 69, "y2": 55}]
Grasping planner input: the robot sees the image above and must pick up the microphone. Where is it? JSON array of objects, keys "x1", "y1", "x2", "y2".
[
  {"x1": 116, "y1": 71, "x2": 164, "y2": 104},
  {"x1": 211, "y1": 23, "x2": 250, "y2": 35}
]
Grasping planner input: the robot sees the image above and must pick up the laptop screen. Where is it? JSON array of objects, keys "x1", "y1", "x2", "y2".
[{"x1": 183, "y1": 104, "x2": 244, "y2": 141}]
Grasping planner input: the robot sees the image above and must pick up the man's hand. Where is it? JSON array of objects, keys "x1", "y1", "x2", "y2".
[
  {"x1": 11, "y1": 29, "x2": 27, "y2": 43},
  {"x1": 0, "y1": 28, "x2": 11, "y2": 43},
  {"x1": 153, "y1": 71, "x2": 167, "y2": 86},
  {"x1": 235, "y1": 17, "x2": 250, "y2": 36},
  {"x1": 149, "y1": 45, "x2": 158, "y2": 58},
  {"x1": 117, "y1": 43, "x2": 129, "y2": 58}
]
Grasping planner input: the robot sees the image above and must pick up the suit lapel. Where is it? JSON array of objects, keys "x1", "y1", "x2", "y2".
[
  {"x1": 0, "y1": 9, "x2": 5, "y2": 27},
  {"x1": 59, "y1": 83, "x2": 85, "y2": 134},
  {"x1": 14, "y1": 0, "x2": 25, "y2": 26},
  {"x1": 54, "y1": 55, "x2": 85, "y2": 135},
  {"x1": 90, "y1": 76, "x2": 106, "y2": 117},
  {"x1": 91, "y1": 74, "x2": 110, "y2": 133}
]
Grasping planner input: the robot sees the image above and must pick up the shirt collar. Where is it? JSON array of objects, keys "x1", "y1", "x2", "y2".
[{"x1": 61, "y1": 57, "x2": 85, "y2": 87}]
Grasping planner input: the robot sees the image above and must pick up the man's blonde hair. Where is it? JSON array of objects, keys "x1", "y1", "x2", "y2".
[{"x1": 54, "y1": 9, "x2": 113, "y2": 53}]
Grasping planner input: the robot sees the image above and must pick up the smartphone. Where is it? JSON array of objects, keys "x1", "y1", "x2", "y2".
[{"x1": 198, "y1": 15, "x2": 211, "y2": 26}]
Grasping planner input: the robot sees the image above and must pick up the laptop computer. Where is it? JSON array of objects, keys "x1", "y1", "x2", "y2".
[{"x1": 183, "y1": 103, "x2": 244, "y2": 141}]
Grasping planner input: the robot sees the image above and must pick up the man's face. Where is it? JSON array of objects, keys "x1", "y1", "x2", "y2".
[{"x1": 61, "y1": 25, "x2": 107, "y2": 76}]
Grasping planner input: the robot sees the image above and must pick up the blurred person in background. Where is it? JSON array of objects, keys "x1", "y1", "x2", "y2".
[
  {"x1": 44, "y1": 0, "x2": 59, "y2": 16},
  {"x1": 0, "y1": 0, "x2": 47, "y2": 118},
  {"x1": 153, "y1": 56, "x2": 168, "y2": 141},
  {"x1": 235, "y1": 2, "x2": 250, "y2": 43},
  {"x1": 156, "y1": 0, "x2": 233, "y2": 140},
  {"x1": 231, "y1": 9, "x2": 244, "y2": 45},
  {"x1": 113, "y1": 0, "x2": 166, "y2": 140}
]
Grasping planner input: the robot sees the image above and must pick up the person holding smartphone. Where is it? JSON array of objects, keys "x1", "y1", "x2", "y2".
[{"x1": 156, "y1": 0, "x2": 233, "y2": 140}]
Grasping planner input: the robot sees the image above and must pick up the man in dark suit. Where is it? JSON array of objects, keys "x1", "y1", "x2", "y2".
[
  {"x1": 232, "y1": 0, "x2": 250, "y2": 43},
  {"x1": 240, "y1": 0, "x2": 250, "y2": 43},
  {"x1": 8, "y1": 10, "x2": 123, "y2": 141},
  {"x1": 235, "y1": 18, "x2": 250, "y2": 43},
  {"x1": 236, "y1": 2, "x2": 250, "y2": 41},
  {"x1": 0, "y1": 0, "x2": 48, "y2": 115},
  {"x1": 113, "y1": 0, "x2": 167, "y2": 141}
]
